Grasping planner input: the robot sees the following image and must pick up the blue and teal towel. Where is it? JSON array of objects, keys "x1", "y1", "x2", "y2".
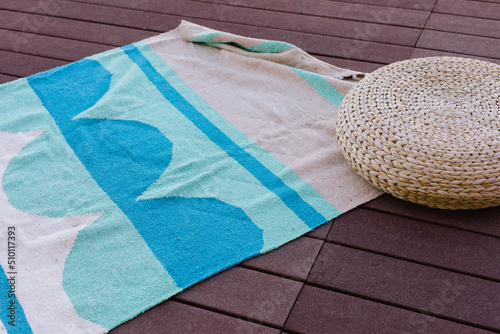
[{"x1": 0, "y1": 21, "x2": 381, "y2": 333}]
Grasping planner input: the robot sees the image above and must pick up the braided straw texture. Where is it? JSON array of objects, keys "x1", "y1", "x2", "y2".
[{"x1": 337, "y1": 57, "x2": 500, "y2": 210}]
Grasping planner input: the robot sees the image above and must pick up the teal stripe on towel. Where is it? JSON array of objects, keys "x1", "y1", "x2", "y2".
[
  {"x1": 189, "y1": 31, "x2": 223, "y2": 43},
  {"x1": 242, "y1": 40, "x2": 296, "y2": 53},
  {"x1": 292, "y1": 68, "x2": 344, "y2": 106},
  {"x1": 190, "y1": 33, "x2": 295, "y2": 53}
]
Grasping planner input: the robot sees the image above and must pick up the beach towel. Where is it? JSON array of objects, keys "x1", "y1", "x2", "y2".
[{"x1": 0, "y1": 21, "x2": 381, "y2": 333}]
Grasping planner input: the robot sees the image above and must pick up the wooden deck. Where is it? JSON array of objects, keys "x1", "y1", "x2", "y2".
[{"x1": 1, "y1": 0, "x2": 499, "y2": 332}]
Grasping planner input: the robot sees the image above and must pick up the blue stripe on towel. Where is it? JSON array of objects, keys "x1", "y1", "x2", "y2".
[
  {"x1": 0, "y1": 267, "x2": 32, "y2": 334},
  {"x1": 122, "y1": 44, "x2": 327, "y2": 228}
]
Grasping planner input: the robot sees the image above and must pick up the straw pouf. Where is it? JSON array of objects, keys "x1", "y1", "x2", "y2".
[{"x1": 336, "y1": 57, "x2": 500, "y2": 210}]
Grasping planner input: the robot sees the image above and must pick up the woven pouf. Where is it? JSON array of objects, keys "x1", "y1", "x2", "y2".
[{"x1": 337, "y1": 57, "x2": 500, "y2": 210}]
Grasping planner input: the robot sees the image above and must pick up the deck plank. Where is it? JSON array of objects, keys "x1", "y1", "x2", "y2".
[
  {"x1": 0, "y1": 0, "x2": 178, "y2": 32},
  {"x1": 0, "y1": 49, "x2": 67, "y2": 77},
  {"x1": 0, "y1": 10, "x2": 155, "y2": 46},
  {"x1": 308, "y1": 243, "x2": 500, "y2": 331},
  {"x1": 0, "y1": 1, "x2": 415, "y2": 63},
  {"x1": 64, "y1": 0, "x2": 423, "y2": 46},
  {"x1": 328, "y1": 208, "x2": 500, "y2": 280},
  {"x1": 173, "y1": 266, "x2": 303, "y2": 328},
  {"x1": 434, "y1": 0, "x2": 500, "y2": 20},
  {"x1": 426, "y1": 13, "x2": 500, "y2": 39},
  {"x1": 417, "y1": 30, "x2": 500, "y2": 60},
  {"x1": 0, "y1": 74, "x2": 19, "y2": 84},
  {"x1": 284, "y1": 285, "x2": 492, "y2": 334},
  {"x1": 332, "y1": 0, "x2": 437, "y2": 11},
  {"x1": 363, "y1": 195, "x2": 500, "y2": 237},
  {"x1": 111, "y1": 300, "x2": 280, "y2": 334},
  {"x1": 187, "y1": 0, "x2": 430, "y2": 28},
  {"x1": 411, "y1": 48, "x2": 500, "y2": 65},
  {"x1": 0, "y1": 28, "x2": 111, "y2": 61}
]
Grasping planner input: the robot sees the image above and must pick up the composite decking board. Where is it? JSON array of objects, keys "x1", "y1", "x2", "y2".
[
  {"x1": 284, "y1": 285, "x2": 493, "y2": 334},
  {"x1": 71, "y1": 0, "x2": 437, "y2": 12},
  {"x1": 308, "y1": 243, "x2": 500, "y2": 331},
  {"x1": 240, "y1": 236, "x2": 323, "y2": 281},
  {"x1": 0, "y1": 49, "x2": 67, "y2": 77},
  {"x1": 0, "y1": 0, "x2": 179, "y2": 32},
  {"x1": 0, "y1": 2, "x2": 416, "y2": 63},
  {"x1": 0, "y1": 74, "x2": 18, "y2": 84},
  {"x1": 330, "y1": 0, "x2": 437, "y2": 11},
  {"x1": 0, "y1": 28, "x2": 112, "y2": 61},
  {"x1": 434, "y1": 0, "x2": 500, "y2": 20},
  {"x1": 329, "y1": 208, "x2": 500, "y2": 280},
  {"x1": 363, "y1": 195, "x2": 500, "y2": 237},
  {"x1": 188, "y1": 0, "x2": 429, "y2": 28},
  {"x1": 0, "y1": 10, "x2": 156, "y2": 46},
  {"x1": 417, "y1": 29, "x2": 500, "y2": 60},
  {"x1": 65, "y1": 0, "x2": 423, "y2": 46},
  {"x1": 173, "y1": 266, "x2": 303, "y2": 328},
  {"x1": 110, "y1": 300, "x2": 280, "y2": 334},
  {"x1": 411, "y1": 48, "x2": 500, "y2": 65},
  {"x1": 426, "y1": 13, "x2": 500, "y2": 39}
]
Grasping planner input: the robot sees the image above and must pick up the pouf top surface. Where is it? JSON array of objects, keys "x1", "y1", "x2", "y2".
[{"x1": 336, "y1": 56, "x2": 500, "y2": 210}]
